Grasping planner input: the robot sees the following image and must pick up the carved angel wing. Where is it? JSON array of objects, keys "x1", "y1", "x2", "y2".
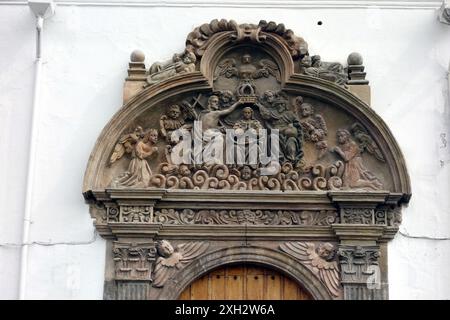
[
  {"x1": 178, "y1": 241, "x2": 209, "y2": 266},
  {"x1": 253, "y1": 59, "x2": 280, "y2": 81},
  {"x1": 350, "y1": 123, "x2": 385, "y2": 162},
  {"x1": 109, "y1": 127, "x2": 144, "y2": 165},
  {"x1": 153, "y1": 256, "x2": 177, "y2": 288},
  {"x1": 152, "y1": 241, "x2": 209, "y2": 288},
  {"x1": 280, "y1": 241, "x2": 341, "y2": 298},
  {"x1": 214, "y1": 58, "x2": 238, "y2": 80}
]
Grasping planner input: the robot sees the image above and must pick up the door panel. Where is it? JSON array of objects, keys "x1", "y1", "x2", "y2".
[{"x1": 179, "y1": 264, "x2": 312, "y2": 300}]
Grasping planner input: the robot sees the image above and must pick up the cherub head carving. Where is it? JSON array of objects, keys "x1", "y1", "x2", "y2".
[
  {"x1": 300, "y1": 103, "x2": 314, "y2": 118},
  {"x1": 183, "y1": 51, "x2": 196, "y2": 64},
  {"x1": 262, "y1": 90, "x2": 275, "y2": 104},
  {"x1": 240, "y1": 165, "x2": 253, "y2": 180},
  {"x1": 220, "y1": 90, "x2": 234, "y2": 104},
  {"x1": 178, "y1": 164, "x2": 191, "y2": 177},
  {"x1": 316, "y1": 242, "x2": 336, "y2": 261},
  {"x1": 167, "y1": 105, "x2": 182, "y2": 120},
  {"x1": 156, "y1": 240, "x2": 174, "y2": 258},
  {"x1": 242, "y1": 54, "x2": 252, "y2": 64}
]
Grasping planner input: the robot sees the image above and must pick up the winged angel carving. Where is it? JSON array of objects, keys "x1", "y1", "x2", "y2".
[
  {"x1": 109, "y1": 127, "x2": 159, "y2": 188},
  {"x1": 152, "y1": 240, "x2": 209, "y2": 288},
  {"x1": 350, "y1": 123, "x2": 385, "y2": 162},
  {"x1": 279, "y1": 241, "x2": 341, "y2": 298},
  {"x1": 214, "y1": 54, "x2": 280, "y2": 83}
]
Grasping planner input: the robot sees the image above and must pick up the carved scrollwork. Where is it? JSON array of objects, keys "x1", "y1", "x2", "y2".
[
  {"x1": 154, "y1": 208, "x2": 338, "y2": 225},
  {"x1": 185, "y1": 19, "x2": 308, "y2": 59}
]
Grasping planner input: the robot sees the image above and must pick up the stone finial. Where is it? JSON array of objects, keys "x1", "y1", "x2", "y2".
[
  {"x1": 123, "y1": 49, "x2": 147, "y2": 104},
  {"x1": 130, "y1": 49, "x2": 145, "y2": 63},
  {"x1": 346, "y1": 52, "x2": 368, "y2": 85},
  {"x1": 347, "y1": 52, "x2": 363, "y2": 66}
]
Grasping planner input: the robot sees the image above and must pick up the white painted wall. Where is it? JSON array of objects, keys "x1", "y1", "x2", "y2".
[{"x1": 1, "y1": 0, "x2": 449, "y2": 299}]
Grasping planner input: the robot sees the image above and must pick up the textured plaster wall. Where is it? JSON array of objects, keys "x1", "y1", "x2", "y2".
[{"x1": 0, "y1": 2, "x2": 449, "y2": 299}]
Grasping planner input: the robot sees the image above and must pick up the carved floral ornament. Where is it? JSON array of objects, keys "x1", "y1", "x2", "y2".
[{"x1": 82, "y1": 20, "x2": 411, "y2": 300}]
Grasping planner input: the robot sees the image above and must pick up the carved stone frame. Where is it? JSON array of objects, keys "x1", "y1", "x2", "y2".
[{"x1": 83, "y1": 20, "x2": 411, "y2": 300}]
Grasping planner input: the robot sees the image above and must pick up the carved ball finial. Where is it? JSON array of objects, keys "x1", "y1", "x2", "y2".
[
  {"x1": 347, "y1": 52, "x2": 363, "y2": 66},
  {"x1": 130, "y1": 49, "x2": 145, "y2": 63}
]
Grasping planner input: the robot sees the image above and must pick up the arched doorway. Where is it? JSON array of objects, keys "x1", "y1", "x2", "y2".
[{"x1": 178, "y1": 264, "x2": 312, "y2": 300}]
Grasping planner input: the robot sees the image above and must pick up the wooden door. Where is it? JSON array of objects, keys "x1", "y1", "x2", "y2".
[{"x1": 178, "y1": 264, "x2": 312, "y2": 300}]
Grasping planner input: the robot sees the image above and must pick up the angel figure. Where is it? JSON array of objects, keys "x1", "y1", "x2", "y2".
[
  {"x1": 295, "y1": 96, "x2": 328, "y2": 159},
  {"x1": 109, "y1": 126, "x2": 144, "y2": 165},
  {"x1": 332, "y1": 128, "x2": 383, "y2": 190},
  {"x1": 214, "y1": 54, "x2": 280, "y2": 97},
  {"x1": 146, "y1": 51, "x2": 196, "y2": 85},
  {"x1": 152, "y1": 240, "x2": 209, "y2": 288},
  {"x1": 279, "y1": 241, "x2": 341, "y2": 298},
  {"x1": 300, "y1": 55, "x2": 347, "y2": 87},
  {"x1": 350, "y1": 123, "x2": 385, "y2": 162},
  {"x1": 111, "y1": 129, "x2": 159, "y2": 188},
  {"x1": 160, "y1": 104, "x2": 186, "y2": 143}
]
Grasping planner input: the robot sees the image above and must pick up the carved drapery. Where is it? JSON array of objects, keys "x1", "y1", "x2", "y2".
[{"x1": 83, "y1": 20, "x2": 411, "y2": 300}]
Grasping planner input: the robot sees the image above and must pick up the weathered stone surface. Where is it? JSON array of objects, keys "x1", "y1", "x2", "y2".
[{"x1": 82, "y1": 20, "x2": 411, "y2": 300}]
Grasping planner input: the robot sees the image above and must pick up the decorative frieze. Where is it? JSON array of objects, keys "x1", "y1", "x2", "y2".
[
  {"x1": 341, "y1": 208, "x2": 374, "y2": 224},
  {"x1": 106, "y1": 205, "x2": 153, "y2": 223},
  {"x1": 121, "y1": 206, "x2": 152, "y2": 223},
  {"x1": 154, "y1": 208, "x2": 338, "y2": 226}
]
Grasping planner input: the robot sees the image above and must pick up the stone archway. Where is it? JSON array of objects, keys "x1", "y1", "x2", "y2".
[
  {"x1": 83, "y1": 19, "x2": 411, "y2": 300},
  {"x1": 157, "y1": 246, "x2": 332, "y2": 300},
  {"x1": 178, "y1": 264, "x2": 312, "y2": 300}
]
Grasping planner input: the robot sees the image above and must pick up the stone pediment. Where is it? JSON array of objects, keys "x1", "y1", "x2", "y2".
[{"x1": 82, "y1": 20, "x2": 411, "y2": 300}]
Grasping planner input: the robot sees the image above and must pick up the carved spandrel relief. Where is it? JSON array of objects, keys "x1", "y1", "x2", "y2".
[
  {"x1": 153, "y1": 240, "x2": 209, "y2": 288},
  {"x1": 279, "y1": 242, "x2": 341, "y2": 298}
]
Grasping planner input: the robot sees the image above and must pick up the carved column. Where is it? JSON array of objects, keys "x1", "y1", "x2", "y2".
[
  {"x1": 338, "y1": 245, "x2": 382, "y2": 300},
  {"x1": 329, "y1": 191, "x2": 390, "y2": 300},
  {"x1": 107, "y1": 241, "x2": 157, "y2": 300}
]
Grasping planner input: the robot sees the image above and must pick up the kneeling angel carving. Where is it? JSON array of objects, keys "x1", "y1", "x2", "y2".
[
  {"x1": 111, "y1": 129, "x2": 159, "y2": 188},
  {"x1": 280, "y1": 241, "x2": 340, "y2": 298},
  {"x1": 332, "y1": 128, "x2": 383, "y2": 190}
]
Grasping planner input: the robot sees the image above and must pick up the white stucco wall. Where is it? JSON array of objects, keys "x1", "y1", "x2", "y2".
[{"x1": 1, "y1": 0, "x2": 449, "y2": 299}]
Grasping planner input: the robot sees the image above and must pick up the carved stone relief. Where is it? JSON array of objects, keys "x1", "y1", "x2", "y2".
[
  {"x1": 83, "y1": 19, "x2": 411, "y2": 300},
  {"x1": 279, "y1": 241, "x2": 341, "y2": 298},
  {"x1": 154, "y1": 209, "x2": 338, "y2": 226},
  {"x1": 113, "y1": 242, "x2": 156, "y2": 281}
]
